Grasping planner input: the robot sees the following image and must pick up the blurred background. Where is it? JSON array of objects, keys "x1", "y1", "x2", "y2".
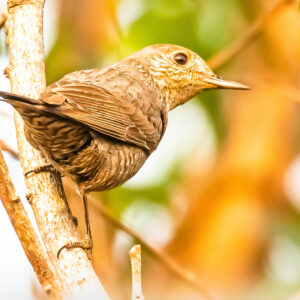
[{"x1": 0, "y1": 0, "x2": 299, "y2": 299}]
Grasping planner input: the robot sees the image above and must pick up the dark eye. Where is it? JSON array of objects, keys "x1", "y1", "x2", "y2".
[{"x1": 174, "y1": 52, "x2": 188, "y2": 65}]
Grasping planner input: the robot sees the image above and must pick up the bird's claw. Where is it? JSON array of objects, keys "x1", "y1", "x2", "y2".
[
  {"x1": 24, "y1": 164, "x2": 57, "y2": 177},
  {"x1": 57, "y1": 235, "x2": 93, "y2": 262}
]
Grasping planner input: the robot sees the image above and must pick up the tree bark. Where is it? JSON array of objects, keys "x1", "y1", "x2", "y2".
[{"x1": 5, "y1": 0, "x2": 110, "y2": 298}]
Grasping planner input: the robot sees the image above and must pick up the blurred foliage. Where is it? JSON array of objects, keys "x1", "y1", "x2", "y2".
[
  {"x1": 103, "y1": 186, "x2": 170, "y2": 217},
  {"x1": 46, "y1": 0, "x2": 120, "y2": 83},
  {"x1": 124, "y1": 0, "x2": 244, "y2": 57}
]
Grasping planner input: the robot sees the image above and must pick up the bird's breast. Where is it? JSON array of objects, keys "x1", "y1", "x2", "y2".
[{"x1": 56, "y1": 132, "x2": 149, "y2": 194}]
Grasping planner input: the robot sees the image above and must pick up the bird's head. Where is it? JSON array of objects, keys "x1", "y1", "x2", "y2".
[{"x1": 128, "y1": 44, "x2": 249, "y2": 110}]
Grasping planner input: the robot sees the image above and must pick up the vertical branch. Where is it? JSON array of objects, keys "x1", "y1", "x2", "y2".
[
  {"x1": 130, "y1": 245, "x2": 144, "y2": 300},
  {"x1": 5, "y1": 0, "x2": 110, "y2": 298},
  {"x1": 0, "y1": 150, "x2": 61, "y2": 296}
]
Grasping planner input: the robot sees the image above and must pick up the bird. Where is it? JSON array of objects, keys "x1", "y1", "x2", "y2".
[{"x1": 0, "y1": 44, "x2": 249, "y2": 258}]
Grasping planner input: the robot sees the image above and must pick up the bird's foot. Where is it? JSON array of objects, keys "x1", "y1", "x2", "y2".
[
  {"x1": 57, "y1": 235, "x2": 93, "y2": 262},
  {"x1": 24, "y1": 164, "x2": 57, "y2": 177}
]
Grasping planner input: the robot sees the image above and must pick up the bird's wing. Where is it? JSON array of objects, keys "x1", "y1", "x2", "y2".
[{"x1": 39, "y1": 76, "x2": 164, "y2": 152}]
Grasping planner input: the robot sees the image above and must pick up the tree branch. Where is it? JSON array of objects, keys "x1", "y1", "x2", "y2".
[
  {"x1": 0, "y1": 11, "x2": 7, "y2": 30},
  {"x1": 129, "y1": 245, "x2": 144, "y2": 300},
  {"x1": 0, "y1": 149, "x2": 61, "y2": 296},
  {"x1": 0, "y1": 140, "x2": 18, "y2": 159},
  {"x1": 5, "y1": 0, "x2": 110, "y2": 298},
  {"x1": 207, "y1": 0, "x2": 296, "y2": 70}
]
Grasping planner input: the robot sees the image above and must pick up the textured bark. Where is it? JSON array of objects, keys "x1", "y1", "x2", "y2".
[
  {"x1": 129, "y1": 245, "x2": 144, "y2": 300},
  {"x1": 0, "y1": 150, "x2": 60, "y2": 296},
  {"x1": 5, "y1": 0, "x2": 110, "y2": 298}
]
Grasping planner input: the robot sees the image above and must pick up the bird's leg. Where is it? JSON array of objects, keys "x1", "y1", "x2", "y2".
[
  {"x1": 57, "y1": 194, "x2": 93, "y2": 262},
  {"x1": 82, "y1": 193, "x2": 93, "y2": 261}
]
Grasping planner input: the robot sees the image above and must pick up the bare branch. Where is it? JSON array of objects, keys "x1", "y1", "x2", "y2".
[
  {"x1": 5, "y1": 0, "x2": 110, "y2": 298},
  {"x1": 207, "y1": 0, "x2": 297, "y2": 70},
  {"x1": 0, "y1": 140, "x2": 18, "y2": 159},
  {"x1": 0, "y1": 11, "x2": 7, "y2": 30},
  {"x1": 89, "y1": 196, "x2": 215, "y2": 300},
  {"x1": 0, "y1": 149, "x2": 61, "y2": 296},
  {"x1": 130, "y1": 245, "x2": 144, "y2": 300}
]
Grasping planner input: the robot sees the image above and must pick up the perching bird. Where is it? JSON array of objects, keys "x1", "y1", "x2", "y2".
[{"x1": 0, "y1": 44, "x2": 249, "y2": 257}]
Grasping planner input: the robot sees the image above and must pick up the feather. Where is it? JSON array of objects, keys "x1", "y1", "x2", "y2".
[{"x1": 39, "y1": 70, "x2": 166, "y2": 152}]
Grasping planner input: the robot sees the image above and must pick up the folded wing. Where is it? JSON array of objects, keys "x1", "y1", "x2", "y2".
[{"x1": 39, "y1": 77, "x2": 164, "y2": 152}]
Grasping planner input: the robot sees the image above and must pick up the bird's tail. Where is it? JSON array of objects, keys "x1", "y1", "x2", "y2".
[
  {"x1": 0, "y1": 91, "x2": 38, "y2": 107},
  {"x1": 0, "y1": 91, "x2": 46, "y2": 120}
]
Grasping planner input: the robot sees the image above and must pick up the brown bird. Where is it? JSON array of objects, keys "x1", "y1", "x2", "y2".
[{"x1": 0, "y1": 44, "x2": 249, "y2": 257}]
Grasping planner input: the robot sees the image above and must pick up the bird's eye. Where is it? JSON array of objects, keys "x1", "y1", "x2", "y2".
[{"x1": 174, "y1": 53, "x2": 188, "y2": 65}]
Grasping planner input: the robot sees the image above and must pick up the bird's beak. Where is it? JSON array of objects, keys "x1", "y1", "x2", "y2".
[{"x1": 203, "y1": 76, "x2": 250, "y2": 90}]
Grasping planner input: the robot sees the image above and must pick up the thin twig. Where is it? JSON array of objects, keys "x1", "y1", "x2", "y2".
[
  {"x1": 0, "y1": 139, "x2": 18, "y2": 158},
  {"x1": 207, "y1": 0, "x2": 296, "y2": 70},
  {"x1": 89, "y1": 196, "x2": 215, "y2": 300},
  {"x1": 0, "y1": 11, "x2": 7, "y2": 30},
  {"x1": 0, "y1": 149, "x2": 61, "y2": 295},
  {"x1": 129, "y1": 245, "x2": 144, "y2": 300}
]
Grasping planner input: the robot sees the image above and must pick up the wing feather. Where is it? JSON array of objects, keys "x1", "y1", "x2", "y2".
[{"x1": 39, "y1": 78, "x2": 164, "y2": 152}]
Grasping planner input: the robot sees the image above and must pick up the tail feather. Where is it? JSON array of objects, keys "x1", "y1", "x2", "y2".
[
  {"x1": 0, "y1": 91, "x2": 38, "y2": 106},
  {"x1": 0, "y1": 90, "x2": 82, "y2": 126},
  {"x1": 0, "y1": 91, "x2": 48, "y2": 117}
]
